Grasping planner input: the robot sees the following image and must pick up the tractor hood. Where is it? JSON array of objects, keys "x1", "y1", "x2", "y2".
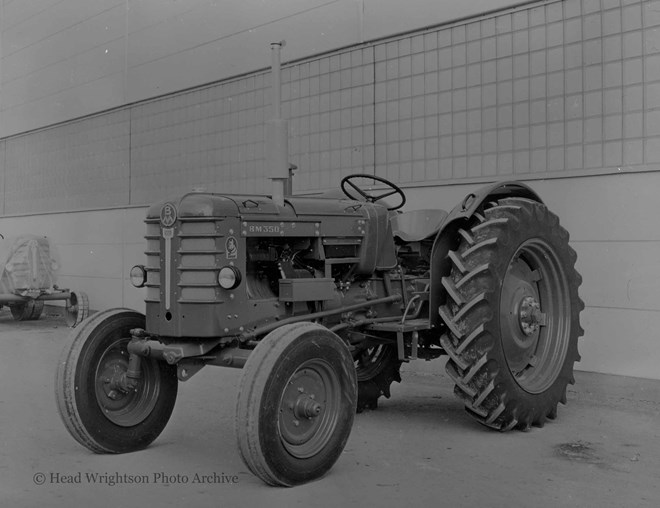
[{"x1": 146, "y1": 192, "x2": 370, "y2": 221}]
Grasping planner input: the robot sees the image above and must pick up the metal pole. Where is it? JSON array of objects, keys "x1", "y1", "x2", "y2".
[
  {"x1": 267, "y1": 41, "x2": 289, "y2": 207},
  {"x1": 271, "y1": 42, "x2": 283, "y2": 119}
]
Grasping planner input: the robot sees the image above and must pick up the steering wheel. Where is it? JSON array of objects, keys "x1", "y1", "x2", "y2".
[{"x1": 340, "y1": 174, "x2": 406, "y2": 211}]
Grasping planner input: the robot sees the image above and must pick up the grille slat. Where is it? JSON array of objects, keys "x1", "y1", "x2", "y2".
[{"x1": 143, "y1": 218, "x2": 225, "y2": 305}]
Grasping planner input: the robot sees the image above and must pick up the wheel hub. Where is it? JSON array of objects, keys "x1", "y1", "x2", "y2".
[
  {"x1": 518, "y1": 296, "x2": 546, "y2": 336},
  {"x1": 499, "y1": 239, "x2": 572, "y2": 394},
  {"x1": 278, "y1": 360, "x2": 340, "y2": 459},
  {"x1": 293, "y1": 394, "x2": 323, "y2": 419},
  {"x1": 100, "y1": 364, "x2": 132, "y2": 401},
  {"x1": 94, "y1": 340, "x2": 159, "y2": 427}
]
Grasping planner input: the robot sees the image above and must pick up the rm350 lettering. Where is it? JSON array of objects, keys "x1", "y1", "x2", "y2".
[{"x1": 248, "y1": 225, "x2": 280, "y2": 233}]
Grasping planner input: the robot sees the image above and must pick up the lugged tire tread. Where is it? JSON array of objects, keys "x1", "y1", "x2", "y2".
[{"x1": 441, "y1": 197, "x2": 584, "y2": 431}]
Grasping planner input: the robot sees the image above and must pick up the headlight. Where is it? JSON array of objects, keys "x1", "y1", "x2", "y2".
[
  {"x1": 218, "y1": 266, "x2": 241, "y2": 289},
  {"x1": 130, "y1": 265, "x2": 147, "y2": 288}
]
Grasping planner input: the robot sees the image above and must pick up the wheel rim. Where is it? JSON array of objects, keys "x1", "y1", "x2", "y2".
[
  {"x1": 500, "y1": 239, "x2": 571, "y2": 394},
  {"x1": 94, "y1": 338, "x2": 160, "y2": 427},
  {"x1": 66, "y1": 294, "x2": 79, "y2": 324},
  {"x1": 278, "y1": 358, "x2": 341, "y2": 459}
]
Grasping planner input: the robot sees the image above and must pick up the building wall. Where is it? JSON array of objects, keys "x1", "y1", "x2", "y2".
[
  {"x1": 3, "y1": 0, "x2": 660, "y2": 212},
  {"x1": 0, "y1": 0, "x2": 528, "y2": 138},
  {"x1": 1, "y1": 0, "x2": 659, "y2": 380}
]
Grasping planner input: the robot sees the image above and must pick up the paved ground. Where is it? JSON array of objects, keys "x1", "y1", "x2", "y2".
[{"x1": 1, "y1": 308, "x2": 659, "y2": 508}]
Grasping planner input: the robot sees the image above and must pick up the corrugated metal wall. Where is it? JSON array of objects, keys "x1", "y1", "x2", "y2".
[
  {"x1": 1, "y1": 0, "x2": 659, "y2": 215},
  {"x1": 1, "y1": 0, "x2": 530, "y2": 138}
]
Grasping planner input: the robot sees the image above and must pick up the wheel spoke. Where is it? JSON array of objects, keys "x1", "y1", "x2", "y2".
[
  {"x1": 346, "y1": 180, "x2": 369, "y2": 199},
  {"x1": 373, "y1": 188, "x2": 399, "y2": 201}
]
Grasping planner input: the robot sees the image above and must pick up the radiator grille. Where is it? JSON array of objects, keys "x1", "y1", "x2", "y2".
[{"x1": 144, "y1": 218, "x2": 225, "y2": 304}]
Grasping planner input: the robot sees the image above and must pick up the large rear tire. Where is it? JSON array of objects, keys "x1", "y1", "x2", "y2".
[
  {"x1": 55, "y1": 309, "x2": 178, "y2": 453},
  {"x1": 236, "y1": 322, "x2": 357, "y2": 486},
  {"x1": 354, "y1": 343, "x2": 401, "y2": 411},
  {"x1": 440, "y1": 197, "x2": 584, "y2": 431}
]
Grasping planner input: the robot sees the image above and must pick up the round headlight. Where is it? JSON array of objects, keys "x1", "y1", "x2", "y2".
[
  {"x1": 130, "y1": 265, "x2": 147, "y2": 288},
  {"x1": 218, "y1": 266, "x2": 241, "y2": 289}
]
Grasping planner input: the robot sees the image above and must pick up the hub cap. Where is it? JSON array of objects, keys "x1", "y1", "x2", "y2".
[
  {"x1": 518, "y1": 295, "x2": 545, "y2": 336},
  {"x1": 278, "y1": 359, "x2": 340, "y2": 459},
  {"x1": 500, "y1": 239, "x2": 571, "y2": 394}
]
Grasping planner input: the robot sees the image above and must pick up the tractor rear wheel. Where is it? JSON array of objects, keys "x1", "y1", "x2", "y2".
[
  {"x1": 440, "y1": 197, "x2": 583, "y2": 431},
  {"x1": 354, "y1": 343, "x2": 401, "y2": 411},
  {"x1": 236, "y1": 322, "x2": 357, "y2": 486},
  {"x1": 56, "y1": 309, "x2": 178, "y2": 453}
]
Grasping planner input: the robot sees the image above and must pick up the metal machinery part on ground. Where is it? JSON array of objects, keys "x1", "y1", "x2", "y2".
[
  {"x1": 0, "y1": 234, "x2": 88, "y2": 327},
  {"x1": 55, "y1": 43, "x2": 584, "y2": 487}
]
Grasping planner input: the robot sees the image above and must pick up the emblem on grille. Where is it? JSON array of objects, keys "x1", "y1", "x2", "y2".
[
  {"x1": 226, "y1": 236, "x2": 238, "y2": 259},
  {"x1": 160, "y1": 203, "x2": 177, "y2": 227}
]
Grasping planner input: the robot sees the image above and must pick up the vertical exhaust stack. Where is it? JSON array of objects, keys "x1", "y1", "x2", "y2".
[{"x1": 267, "y1": 41, "x2": 289, "y2": 207}]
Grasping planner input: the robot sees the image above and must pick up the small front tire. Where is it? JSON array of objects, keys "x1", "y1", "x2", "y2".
[
  {"x1": 55, "y1": 308, "x2": 178, "y2": 453},
  {"x1": 236, "y1": 322, "x2": 357, "y2": 486}
]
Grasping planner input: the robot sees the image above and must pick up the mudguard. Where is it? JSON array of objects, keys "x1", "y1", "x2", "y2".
[{"x1": 428, "y1": 181, "x2": 542, "y2": 328}]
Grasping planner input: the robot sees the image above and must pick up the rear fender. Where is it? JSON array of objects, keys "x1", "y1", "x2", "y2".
[{"x1": 428, "y1": 181, "x2": 542, "y2": 329}]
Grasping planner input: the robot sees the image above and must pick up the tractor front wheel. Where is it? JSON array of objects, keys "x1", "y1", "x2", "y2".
[
  {"x1": 236, "y1": 322, "x2": 357, "y2": 486},
  {"x1": 440, "y1": 197, "x2": 583, "y2": 431},
  {"x1": 55, "y1": 309, "x2": 178, "y2": 453}
]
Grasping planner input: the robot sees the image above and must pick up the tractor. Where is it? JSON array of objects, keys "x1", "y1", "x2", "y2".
[{"x1": 55, "y1": 43, "x2": 583, "y2": 487}]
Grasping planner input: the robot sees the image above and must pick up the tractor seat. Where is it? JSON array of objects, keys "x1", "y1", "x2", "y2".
[{"x1": 390, "y1": 209, "x2": 448, "y2": 242}]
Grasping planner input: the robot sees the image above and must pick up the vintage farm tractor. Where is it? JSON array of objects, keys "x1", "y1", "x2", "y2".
[{"x1": 55, "y1": 43, "x2": 583, "y2": 486}]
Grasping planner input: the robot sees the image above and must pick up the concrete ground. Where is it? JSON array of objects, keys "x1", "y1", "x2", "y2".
[{"x1": 1, "y1": 309, "x2": 659, "y2": 508}]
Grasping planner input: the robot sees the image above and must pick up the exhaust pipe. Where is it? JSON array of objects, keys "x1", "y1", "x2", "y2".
[{"x1": 267, "y1": 41, "x2": 289, "y2": 207}]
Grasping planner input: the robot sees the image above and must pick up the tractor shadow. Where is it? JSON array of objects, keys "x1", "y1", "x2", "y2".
[{"x1": 355, "y1": 371, "x2": 484, "y2": 433}]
